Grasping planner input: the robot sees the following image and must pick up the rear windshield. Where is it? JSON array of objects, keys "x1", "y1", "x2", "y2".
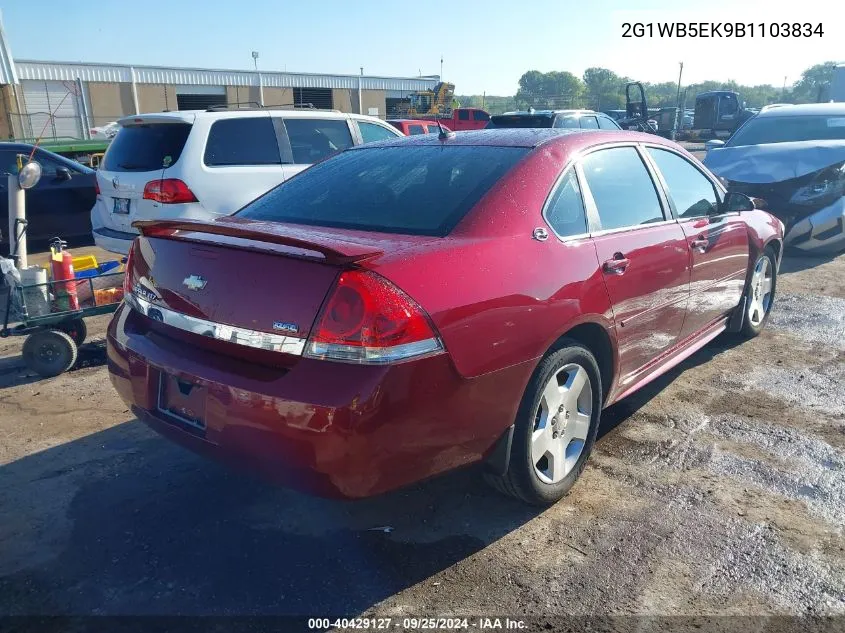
[
  {"x1": 727, "y1": 115, "x2": 845, "y2": 146},
  {"x1": 102, "y1": 123, "x2": 191, "y2": 172},
  {"x1": 488, "y1": 115, "x2": 554, "y2": 129},
  {"x1": 238, "y1": 145, "x2": 529, "y2": 236}
]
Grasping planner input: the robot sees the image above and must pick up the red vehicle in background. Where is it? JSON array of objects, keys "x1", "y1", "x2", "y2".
[
  {"x1": 422, "y1": 107, "x2": 491, "y2": 131},
  {"x1": 386, "y1": 119, "x2": 451, "y2": 136}
]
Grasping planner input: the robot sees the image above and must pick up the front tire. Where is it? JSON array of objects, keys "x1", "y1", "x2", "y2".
[
  {"x1": 485, "y1": 342, "x2": 603, "y2": 505},
  {"x1": 739, "y1": 248, "x2": 777, "y2": 338}
]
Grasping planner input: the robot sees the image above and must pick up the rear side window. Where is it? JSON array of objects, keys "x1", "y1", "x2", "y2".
[
  {"x1": 458, "y1": 110, "x2": 470, "y2": 120},
  {"x1": 282, "y1": 118, "x2": 354, "y2": 164},
  {"x1": 102, "y1": 123, "x2": 191, "y2": 172},
  {"x1": 359, "y1": 121, "x2": 400, "y2": 144},
  {"x1": 545, "y1": 169, "x2": 587, "y2": 238},
  {"x1": 553, "y1": 117, "x2": 579, "y2": 129},
  {"x1": 239, "y1": 145, "x2": 528, "y2": 236},
  {"x1": 647, "y1": 147, "x2": 719, "y2": 218},
  {"x1": 473, "y1": 110, "x2": 490, "y2": 121},
  {"x1": 579, "y1": 116, "x2": 599, "y2": 129},
  {"x1": 409, "y1": 125, "x2": 426, "y2": 135},
  {"x1": 204, "y1": 117, "x2": 281, "y2": 166},
  {"x1": 597, "y1": 115, "x2": 620, "y2": 130},
  {"x1": 580, "y1": 147, "x2": 664, "y2": 231}
]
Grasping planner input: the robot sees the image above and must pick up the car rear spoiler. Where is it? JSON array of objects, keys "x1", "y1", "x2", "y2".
[{"x1": 133, "y1": 218, "x2": 383, "y2": 264}]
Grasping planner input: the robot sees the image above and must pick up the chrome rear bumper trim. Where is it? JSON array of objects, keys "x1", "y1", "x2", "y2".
[{"x1": 127, "y1": 293, "x2": 306, "y2": 356}]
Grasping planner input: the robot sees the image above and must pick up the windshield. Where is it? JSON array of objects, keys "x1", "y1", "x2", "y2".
[
  {"x1": 238, "y1": 145, "x2": 528, "y2": 236},
  {"x1": 727, "y1": 115, "x2": 845, "y2": 147},
  {"x1": 488, "y1": 115, "x2": 554, "y2": 129},
  {"x1": 102, "y1": 123, "x2": 192, "y2": 172}
]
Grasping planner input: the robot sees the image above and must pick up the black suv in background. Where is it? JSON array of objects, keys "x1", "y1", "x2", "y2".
[{"x1": 485, "y1": 109, "x2": 622, "y2": 130}]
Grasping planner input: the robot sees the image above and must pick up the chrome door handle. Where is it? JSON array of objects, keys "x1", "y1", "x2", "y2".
[
  {"x1": 603, "y1": 254, "x2": 630, "y2": 274},
  {"x1": 690, "y1": 238, "x2": 708, "y2": 251}
]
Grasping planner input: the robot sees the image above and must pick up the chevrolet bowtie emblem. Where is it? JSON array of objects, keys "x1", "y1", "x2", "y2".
[{"x1": 183, "y1": 275, "x2": 207, "y2": 291}]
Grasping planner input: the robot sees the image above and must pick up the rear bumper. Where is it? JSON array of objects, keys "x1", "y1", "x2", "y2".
[
  {"x1": 93, "y1": 226, "x2": 135, "y2": 255},
  {"x1": 785, "y1": 198, "x2": 845, "y2": 253},
  {"x1": 107, "y1": 302, "x2": 532, "y2": 498}
]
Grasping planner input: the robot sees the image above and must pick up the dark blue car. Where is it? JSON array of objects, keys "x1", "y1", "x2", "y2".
[{"x1": 0, "y1": 143, "x2": 96, "y2": 249}]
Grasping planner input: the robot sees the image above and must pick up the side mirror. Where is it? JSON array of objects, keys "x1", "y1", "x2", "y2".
[
  {"x1": 724, "y1": 191, "x2": 762, "y2": 212},
  {"x1": 705, "y1": 139, "x2": 725, "y2": 153},
  {"x1": 56, "y1": 167, "x2": 72, "y2": 182}
]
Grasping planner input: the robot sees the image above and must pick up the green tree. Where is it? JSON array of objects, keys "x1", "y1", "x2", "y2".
[
  {"x1": 788, "y1": 62, "x2": 838, "y2": 103},
  {"x1": 583, "y1": 67, "x2": 624, "y2": 110},
  {"x1": 515, "y1": 70, "x2": 585, "y2": 109}
]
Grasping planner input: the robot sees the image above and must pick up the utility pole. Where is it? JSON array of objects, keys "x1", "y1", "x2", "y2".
[
  {"x1": 674, "y1": 61, "x2": 684, "y2": 139},
  {"x1": 782, "y1": 76, "x2": 787, "y2": 100},
  {"x1": 440, "y1": 55, "x2": 443, "y2": 79},
  {"x1": 252, "y1": 51, "x2": 259, "y2": 71}
]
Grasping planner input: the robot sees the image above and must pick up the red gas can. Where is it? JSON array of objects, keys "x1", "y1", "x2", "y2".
[{"x1": 50, "y1": 239, "x2": 79, "y2": 311}]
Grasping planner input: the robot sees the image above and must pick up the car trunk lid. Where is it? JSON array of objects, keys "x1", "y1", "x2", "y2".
[{"x1": 127, "y1": 217, "x2": 436, "y2": 360}]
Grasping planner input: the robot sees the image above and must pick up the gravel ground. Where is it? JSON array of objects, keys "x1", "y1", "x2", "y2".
[{"x1": 0, "y1": 248, "x2": 843, "y2": 627}]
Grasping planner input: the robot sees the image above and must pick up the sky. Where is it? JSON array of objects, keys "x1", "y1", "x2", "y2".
[{"x1": 1, "y1": 0, "x2": 841, "y2": 95}]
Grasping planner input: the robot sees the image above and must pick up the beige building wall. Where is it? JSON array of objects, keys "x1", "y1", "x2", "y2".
[
  {"x1": 0, "y1": 84, "x2": 21, "y2": 139},
  {"x1": 332, "y1": 89, "x2": 353, "y2": 113},
  {"x1": 263, "y1": 87, "x2": 293, "y2": 107},
  {"x1": 358, "y1": 90, "x2": 386, "y2": 118},
  {"x1": 87, "y1": 82, "x2": 135, "y2": 123},
  {"x1": 137, "y1": 84, "x2": 177, "y2": 112},
  {"x1": 225, "y1": 85, "x2": 261, "y2": 106}
]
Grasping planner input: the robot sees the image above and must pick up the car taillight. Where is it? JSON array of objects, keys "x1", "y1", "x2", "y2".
[
  {"x1": 122, "y1": 241, "x2": 135, "y2": 297},
  {"x1": 143, "y1": 179, "x2": 197, "y2": 204},
  {"x1": 304, "y1": 270, "x2": 443, "y2": 364}
]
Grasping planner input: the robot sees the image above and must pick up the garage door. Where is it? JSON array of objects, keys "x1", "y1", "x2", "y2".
[
  {"x1": 22, "y1": 80, "x2": 83, "y2": 140},
  {"x1": 175, "y1": 85, "x2": 227, "y2": 111}
]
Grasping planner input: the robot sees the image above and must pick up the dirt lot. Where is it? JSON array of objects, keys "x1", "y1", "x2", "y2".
[{"x1": 0, "y1": 247, "x2": 843, "y2": 625}]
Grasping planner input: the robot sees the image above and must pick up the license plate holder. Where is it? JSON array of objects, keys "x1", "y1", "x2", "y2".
[
  {"x1": 113, "y1": 198, "x2": 130, "y2": 214},
  {"x1": 157, "y1": 373, "x2": 207, "y2": 431}
]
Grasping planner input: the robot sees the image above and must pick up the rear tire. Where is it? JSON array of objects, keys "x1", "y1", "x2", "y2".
[
  {"x1": 485, "y1": 341, "x2": 603, "y2": 505},
  {"x1": 738, "y1": 248, "x2": 777, "y2": 339},
  {"x1": 22, "y1": 329, "x2": 78, "y2": 377}
]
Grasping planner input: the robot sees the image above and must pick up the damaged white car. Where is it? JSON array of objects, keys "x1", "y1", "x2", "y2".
[{"x1": 704, "y1": 103, "x2": 845, "y2": 253}]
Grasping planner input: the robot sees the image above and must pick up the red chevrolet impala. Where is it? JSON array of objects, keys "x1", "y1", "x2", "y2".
[{"x1": 107, "y1": 129, "x2": 783, "y2": 505}]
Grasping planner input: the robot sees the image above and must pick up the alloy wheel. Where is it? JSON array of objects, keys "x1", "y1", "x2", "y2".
[
  {"x1": 748, "y1": 256, "x2": 773, "y2": 327},
  {"x1": 531, "y1": 363, "x2": 593, "y2": 484}
]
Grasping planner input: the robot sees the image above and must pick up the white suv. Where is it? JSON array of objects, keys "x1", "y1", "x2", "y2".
[{"x1": 91, "y1": 108, "x2": 403, "y2": 254}]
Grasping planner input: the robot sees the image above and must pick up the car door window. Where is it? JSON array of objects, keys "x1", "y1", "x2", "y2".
[
  {"x1": 554, "y1": 116, "x2": 579, "y2": 129},
  {"x1": 458, "y1": 110, "x2": 470, "y2": 121},
  {"x1": 283, "y1": 118, "x2": 354, "y2": 164},
  {"x1": 545, "y1": 169, "x2": 587, "y2": 238},
  {"x1": 359, "y1": 121, "x2": 400, "y2": 144},
  {"x1": 646, "y1": 147, "x2": 720, "y2": 218},
  {"x1": 580, "y1": 116, "x2": 599, "y2": 129},
  {"x1": 408, "y1": 124, "x2": 426, "y2": 135},
  {"x1": 204, "y1": 117, "x2": 281, "y2": 166},
  {"x1": 473, "y1": 110, "x2": 490, "y2": 121},
  {"x1": 597, "y1": 115, "x2": 620, "y2": 130},
  {"x1": 580, "y1": 147, "x2": 664, "y2": 231}
]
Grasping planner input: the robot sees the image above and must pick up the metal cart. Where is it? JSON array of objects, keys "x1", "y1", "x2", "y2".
[{"x1": 1, "y1": 271, "x2": 124, "y2": 377}]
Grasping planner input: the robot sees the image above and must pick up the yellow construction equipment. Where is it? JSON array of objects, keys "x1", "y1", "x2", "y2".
[{"x1": 408, "y1": 82, "x2": 455, "y2": 117}]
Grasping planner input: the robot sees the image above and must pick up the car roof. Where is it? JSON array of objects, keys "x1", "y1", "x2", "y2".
[
  {"x1": 348, "y1": 128, "x2": 661, "y2": 149},
  {"x1": 0, "y1": 142, "x2": 94, "y2": 172},
  {"x1": 497, "y1": 109, "x2": 596, "y2": 117},
  {"x1": 118, "y1": 109, "x2": 389, "y2": 125},
  {"x1": 387, "y1": 119, "x2": 432, "y2": 124},
  {"x1": 697, "y1": 90, "x2": 739, "y2": 98},
  {"x1": 755, "y1": 102, "x2": 845, "y2": 117}
]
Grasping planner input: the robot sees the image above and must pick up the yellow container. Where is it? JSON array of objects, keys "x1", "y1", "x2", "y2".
[{"x1": 71, "y1": 254, "x2": 99, "y2": 272}]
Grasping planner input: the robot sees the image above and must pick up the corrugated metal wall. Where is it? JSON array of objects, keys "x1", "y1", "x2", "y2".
[
  {"x1": 15, "y1": 61, "x2": 439, "y2": 93},
  {"x1": 21, "y1": 80, "x2": 82, "y2": 139}
]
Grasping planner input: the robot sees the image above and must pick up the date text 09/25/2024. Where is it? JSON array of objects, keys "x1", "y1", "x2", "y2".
[
  {"x1": 308, "y1": 617, "x2": 528, "y2": 630},
  {"x1": 622, "y1": 22, "x2": 824, "y2": 38}
]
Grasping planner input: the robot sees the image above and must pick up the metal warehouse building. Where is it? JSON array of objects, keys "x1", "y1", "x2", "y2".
[{"x1": 0, "y1": 19, "x2": 438, "y2": 141}]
